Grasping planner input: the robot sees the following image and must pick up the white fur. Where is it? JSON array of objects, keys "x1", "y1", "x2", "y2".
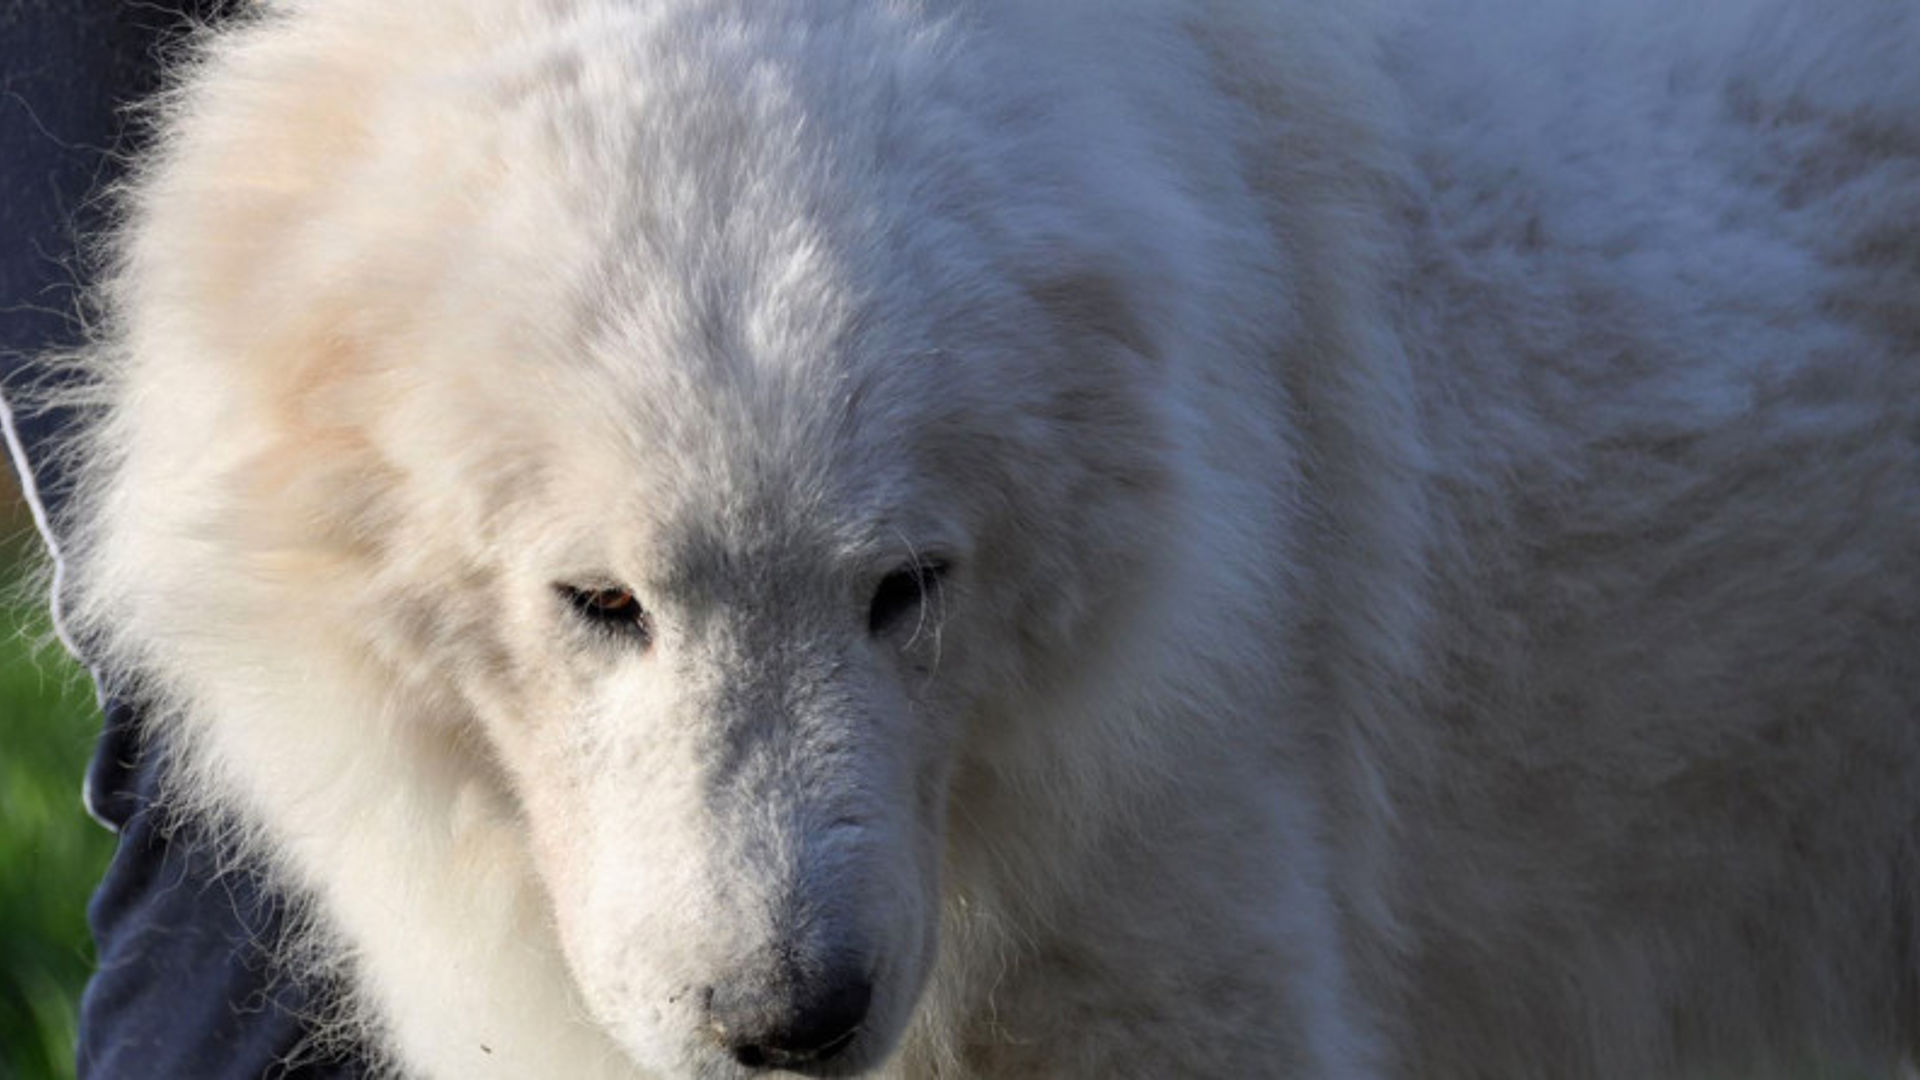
[{"x1": 59, "y1": 0, "x2": 1920, "y2": 1076}]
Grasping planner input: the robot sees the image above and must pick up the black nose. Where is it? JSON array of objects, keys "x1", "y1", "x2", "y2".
[{"x1": 706, "y1": 959, "x2": 873, "y2": 1072}]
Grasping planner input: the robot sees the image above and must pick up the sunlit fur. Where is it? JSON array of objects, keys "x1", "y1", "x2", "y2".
[{"x1": 54, "y1": 0, "x2": 1920, "y2": 1076}]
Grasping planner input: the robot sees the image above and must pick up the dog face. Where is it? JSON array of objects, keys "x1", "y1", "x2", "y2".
[
  {"x1": 321, "y1": 99, "x2": 1162, "y2": 1076},
  {"x1": 374, "y1": 222, "x2": 1166, "y2": 1075},
  {"x1": 474, "y1": 403, "x2": 968, "y2": 1077}
]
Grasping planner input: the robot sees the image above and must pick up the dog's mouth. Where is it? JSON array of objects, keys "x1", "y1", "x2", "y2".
[{"x1": 723, "y1": 1025, "x2": 877, "y2": 1079}]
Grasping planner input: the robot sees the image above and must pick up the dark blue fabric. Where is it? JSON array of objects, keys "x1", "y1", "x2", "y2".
[
  {"x1": 2, "y1": 5, "x2": 372, "y2": 1077},
  {"x1": 77, "y1": 701, "x2": 366, "y2": 1080}
]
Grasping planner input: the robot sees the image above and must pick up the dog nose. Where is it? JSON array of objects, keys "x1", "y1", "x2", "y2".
[{"x1": 706, "y1": 959, "x2": 873, "y2": 1072}]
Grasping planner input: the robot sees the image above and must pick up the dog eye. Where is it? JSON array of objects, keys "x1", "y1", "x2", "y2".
[
  {"x1": 868, "y1": 560, "x2": 947, "y2": 636},
  {"x1": 557, "y1": 584, "x2": 652, "y2": 645}
]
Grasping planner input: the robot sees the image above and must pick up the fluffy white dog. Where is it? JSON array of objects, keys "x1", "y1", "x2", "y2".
[{"x1": 59, "y1": 0, "x2": 1920, "y2": 1076}]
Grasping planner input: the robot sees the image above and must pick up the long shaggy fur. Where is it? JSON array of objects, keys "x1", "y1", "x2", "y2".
[{"x1": 49, "y1": 0, "x2": 1920, "y2": 1077}]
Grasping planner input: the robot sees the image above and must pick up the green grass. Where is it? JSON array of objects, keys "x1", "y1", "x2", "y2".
[{"x1": 0, "y1": 514, "x2": 112, "y2": 1080}]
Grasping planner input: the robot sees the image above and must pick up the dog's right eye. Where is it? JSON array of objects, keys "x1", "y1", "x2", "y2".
[{"x1": 557, "y1": 584, "x2": 652, "y2": 646}]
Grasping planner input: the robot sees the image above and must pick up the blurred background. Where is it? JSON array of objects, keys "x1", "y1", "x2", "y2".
[{"x1": 0, "y1": 447, "x2": 109, "y2": 1080}]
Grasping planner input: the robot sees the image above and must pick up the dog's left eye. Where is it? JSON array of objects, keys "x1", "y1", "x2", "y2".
[
  {"x1": 869, "y1": 560, "x2": 948, "y2": 635},
  {"x1": 557, "y1": 584, "x2": 652, "y2": 645}
]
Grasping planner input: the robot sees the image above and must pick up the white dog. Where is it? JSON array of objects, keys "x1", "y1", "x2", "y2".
[{"x1": 61, "y1": 0, "x2": 1920, "y2": 1076}]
